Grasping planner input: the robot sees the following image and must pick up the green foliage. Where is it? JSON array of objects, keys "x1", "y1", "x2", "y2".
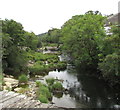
[
  {"x1": 52, "y1": 82, "x2": 63, "y2": 91},
  {"x1": 45, "y1": 43, "x2": 58, "y2": 47},
  {"x1": 28, "y1": 51, "x2": 66, "y2": 75},
  {"x1": 38, "y1": 94, "x2": 48, "y2": 103},
  {"x1": 3, "y1": 11, "x2": 119, "y2": 90},
  {"x1": 24, "y1": 32, "x2": 39, "y2": 50},
  {"x1": 2, "y1": 19, "x2": 24, "y2": 44},
  {"x1": 46, "y1": 78, "x2": 55, "y2": 85},
  {"x1": 36, "y1": 78, "x2": 64, "y2": 103},
  {"x1": 40, "y1": 85, "x2": 52, "y2": 99},
  {"x1": 27, "y1": 52, "x2": 58, "y2": 62},
  {"x1": 29, "y1": 60, "x2": 67, "y2": 75},
  {"x1": 60, "y1": 11, "x2": 106, "y2": 70},
  {"x1": 18, "y1": 74, "x2": 28, "y2": 84},
  {"x1": 39, "y1": 28, "x2": 61, "y2": 43},
  {"x1": 0, "y1": 74, "x2": 3, "y2": 84},
  {"x1": 53, "y1": 92, "x2": 63, "y2": 98},
  {"x1": 29, "y1": 63, "x2": 51, "y2": 75},
  {"x1": 2, "y1": 19, "x2": 40, "y2": 76},
  {"x1": 17, "y1": 87, "x2": 30, "y2": 94},
  {"x1": 60, "y1": 11, "x2": 120, "y2": 86},
  {"x1": 36, "y1": 81, "x2": 42, "y2": 87},
  {"x1": 98, "y1": 26, "x2": 120, "y2": 84},
  {"x1": 99, "y1": 53, "x2": 120, "y2": 77},
  {"x1": 37, "y1": 83, "x2": 52, "y2": 103},
  {"x1": 56, "y1": 61, "x2": 67, "y2": 70},
  {"x1": 0, "y1": 74, "x2": 4, "y2": 90}
]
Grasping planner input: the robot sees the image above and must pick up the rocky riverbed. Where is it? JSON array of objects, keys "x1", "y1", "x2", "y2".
[{"x1": 2, "y1": 74, "x2": 41, "y2": 99}]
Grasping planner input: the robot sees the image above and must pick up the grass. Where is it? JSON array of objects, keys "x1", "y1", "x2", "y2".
[
  {"x1": 18, "y1": 74, "x2": 28, "y2": 84},
  {"x1": 17, "y1": 87, "x2": 30, "y2": 94},
  {"x1": 46, "y1": 78, "x2": 64, "y2": 92},
  {"x1": 0, "y1": 74, "x2": 5, "y2": 91},
  {"x1": 36, "y1": 78, "x2": 64, "y2": 103},
  {"x1": 36, "y1": 82, "x2": 52, "y2": 103},
  {"x1": 43, "y1": 43, "x2": 58, "y2": 47},
  {"x1": 36, "y1": 81, "x2": 42, "y2": 87},
  {"x1": 0, "y1": 74, "x2": 3, "y2": 84},
  {"x1": 29, "y1": 60, "x2": 67, "y2": 75},
  {"x1": 38, "y1": 94, "x2": 48, "y2": 103},
  {"x1": 46, "y1": 78, "x2": 55, "y2": 86},
  {"x1": 27, "y1": 51, "x2": 67, "y2": 75},
  {"x1": 52, "y1": 82, "x2": 64, "y2": 91},
  {"x1": 27, "y1": 51, "x2": 58, "y2": 62},
  {"x1": 29, "y1": 59, "x2": 67, "y2": 75}
]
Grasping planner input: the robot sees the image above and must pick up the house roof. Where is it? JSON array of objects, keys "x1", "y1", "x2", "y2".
[{"x1": 105, "y1": 13, "x2": 120, "y2": 26}]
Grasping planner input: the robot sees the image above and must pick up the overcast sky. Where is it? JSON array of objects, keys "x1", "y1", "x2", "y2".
[{"x1": 0, "y1": 0, "x2": 120, "y2": 34}]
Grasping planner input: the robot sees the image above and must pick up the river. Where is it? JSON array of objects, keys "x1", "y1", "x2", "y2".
[{"x1": 36, "y1": 53, "x2": 120, "y2": 108}]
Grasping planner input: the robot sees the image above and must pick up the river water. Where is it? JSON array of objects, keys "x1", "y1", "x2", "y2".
[
  {"x1": 42, "y1": 66, "x2": 120, "y2": 108},
  {"x1": 37, "y1": 54, "x2": 120, "y2": 108}
]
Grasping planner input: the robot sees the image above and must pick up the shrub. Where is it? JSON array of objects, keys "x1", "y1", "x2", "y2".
[
  {"x1": 18, "y1": 74, "x2": 28, "y2": 84},
  {"x1": 37, "y1": 83, "x2": 52, "y2": 103},
  {"x1": 38, "y1": 94, "x2": 48, "y2": 103},
  {"x1": 99, "y1": 53, "x2": 120, "y2": 77},
  {"x1": 29, "y1": 64, "x2": 49, "y2": 75},
  {"x1": 56, "y1": 61, "x2": 67, "y2": 70},
  {"x1": 98, "y1": 53, "x2": 120, "y2": 84},
  {"x1": 52, "y1": 82, "x2": 63, "y2": 91},
  {"x1": 36, "y1": 81, "x2": 42, "y2": 87},
  {"x1": 39, "y1": 85, "x2": 52, "y2": 99},
  {"x1": 46, "y1": 78, "x2": 55, "y2": 85}
]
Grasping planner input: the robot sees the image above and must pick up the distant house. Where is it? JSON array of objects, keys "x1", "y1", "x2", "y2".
[
  {"x1": 104, "y1": 13, "x2": 120, "y2": 35},
  {"x1": 105, "y1": 13, "x2": 120, "y2": 26}
]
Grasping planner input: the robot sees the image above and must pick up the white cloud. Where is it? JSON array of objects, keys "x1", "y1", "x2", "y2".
[{"x1": 0, "y1": 0, "x2": 119, "y2": 34}]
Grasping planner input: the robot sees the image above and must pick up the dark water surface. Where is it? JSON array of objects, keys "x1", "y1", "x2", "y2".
[
  {"x1": 37, "y1": 55, "x2": 120, "y2": 108},
  {"x1": 38, "y1": 64, "x2": 120, "y2": 108}
]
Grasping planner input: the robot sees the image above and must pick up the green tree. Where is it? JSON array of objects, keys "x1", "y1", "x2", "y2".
[
  {"x1": 2, "y1": 19, "x2": 28, "y2": 75},
  {"x1": 61, "y1": 11, "x2": 106, "y2": 71},
  {"x1": 24, "y1": 32, "x2": 39, "y2": 50},
  {"x1": 98, "y1": 25, "x2": 120, "y2": 84}
]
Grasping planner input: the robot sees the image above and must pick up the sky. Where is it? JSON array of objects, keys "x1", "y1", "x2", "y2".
[{"x1": 0, "y1": 0, "x2": 120, "y2": 35}]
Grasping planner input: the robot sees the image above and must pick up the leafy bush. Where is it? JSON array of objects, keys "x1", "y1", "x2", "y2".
[
  {"x1": 29, "y1": 64, "x2": 50, "y2": 75},
  {"x1": 99, "y1": 53, "x2": 120, "y2": 84},
  {"x1": 38, "y1": 94, "x2": 48, "y2": 103},
  {"x1": 37, "y1": 83, "x2": 52, "y2": 103},
  {"x1": 56, "y1": 61, "x2": 67, "y2": 70},
  {"x1": 52, "y1": 82, "x2": 63, "y2": 91},
  {"x1": 29, "y1": 61, "x2": 67, "y2": 75},
  {"x1": 39, "y1": 85, "x2": 52, "y2": 99},
  {"x1": 99, "y1": 53, "x2": 120, "y2": 77},
  {"x1": 27, "y1": 51, "x2": 67, "y2": 75},
  {"x1": 18, "y1": 74, "x2": 28, "y2": 84},
  {"x1": 46, "y1": 78, "x2": 55, "y2": 85},
  {"x1": 27, "y1": 52, "x2": 58, "y2": 62},
  {"x1": 36, "y1": 81, "x2": 42, "y2": 87}
]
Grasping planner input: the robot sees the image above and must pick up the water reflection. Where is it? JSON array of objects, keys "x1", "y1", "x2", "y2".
[
  {"x1": 53, "y1": 92, "x2": 63, "y2": 98},
  {"x1": 68, "y1": 71, "x2": 120, "y2": 108},
  {"x1": 37, "y1": 64, "x2": 120, "y2": 108}
]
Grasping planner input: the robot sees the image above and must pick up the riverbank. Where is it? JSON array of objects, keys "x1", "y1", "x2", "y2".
[
  {"x1": 1, "y1": 44, "x2": 120, "y2": 108},
  {"x1": 27, "y1": 49, "x2": 67, "y2": 76},
  {"x1": 1, "y1": 61, "x2": 120, "y2": 108},
  {"x1": 0, "y1": 90, "x2": 58, "y2": 108}
]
